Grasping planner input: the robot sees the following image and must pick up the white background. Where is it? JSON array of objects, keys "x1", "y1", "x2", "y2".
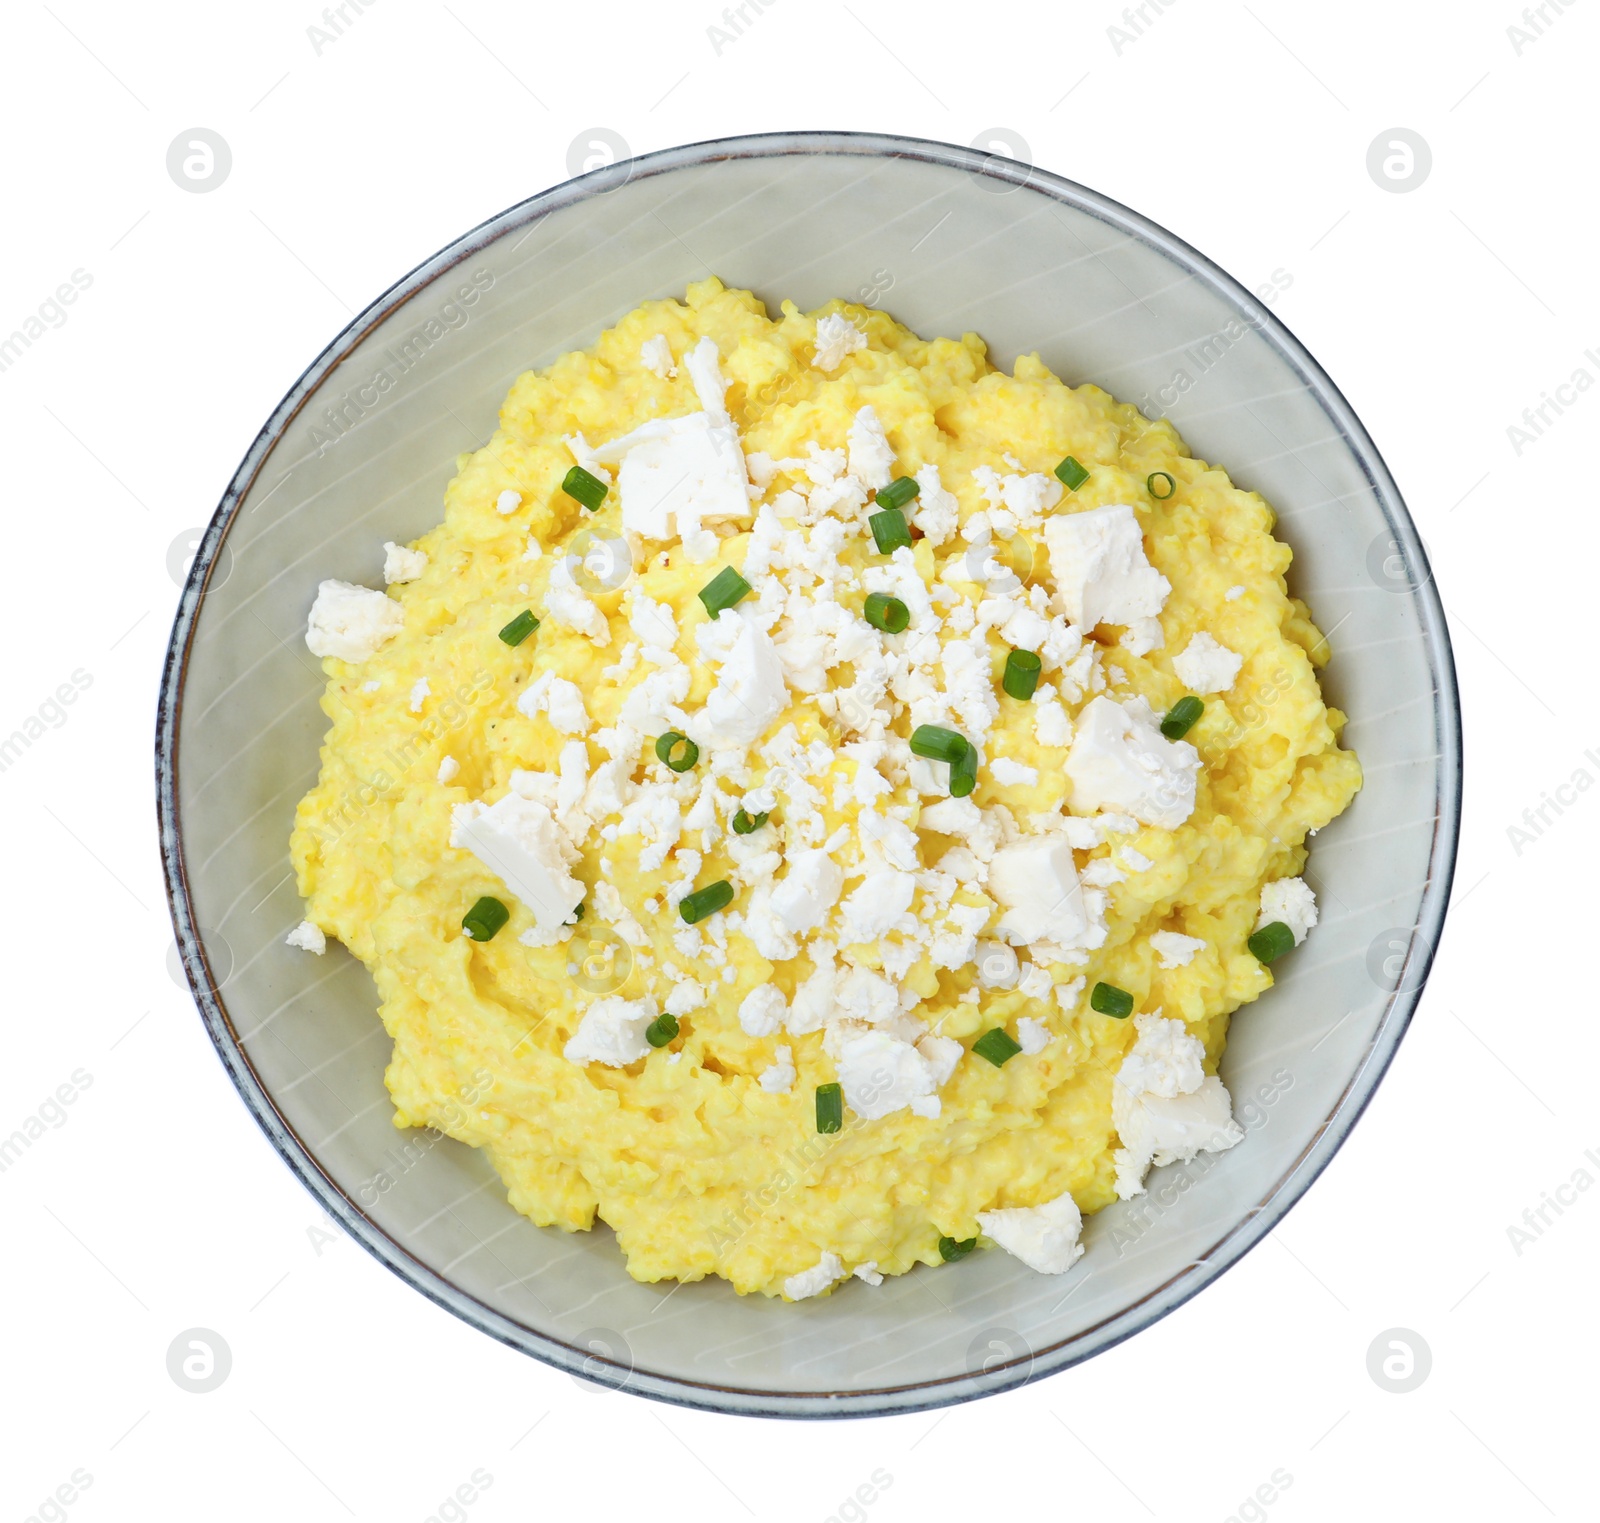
[{"x1": 1, "y1": 1, "x2": 1591, "y2": 1518}]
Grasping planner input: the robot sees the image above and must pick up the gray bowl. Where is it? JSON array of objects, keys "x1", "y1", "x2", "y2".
[{"x1": 157, "y1": 130, "x2": 1459, "y2": 1418}]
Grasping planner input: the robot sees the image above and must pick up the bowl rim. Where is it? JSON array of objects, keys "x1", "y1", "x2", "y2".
[{"x1": 156, "y1": 127, "x2": 1462, "y2": 1420}]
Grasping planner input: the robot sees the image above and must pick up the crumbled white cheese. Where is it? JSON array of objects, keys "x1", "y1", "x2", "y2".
[
  {"x1": 1065, "y1": 696, "x2": 1199, "y2": 829},
  {"x1": 665, "y1": 979, "x2": 705, "y2": 1018},
  {"x1": 847, "y1": 405, "x2": 894, "y2": 490},
  {"x1": 784, "y1": 1250, "x2": 845, "y2": 1300},
  {"x1": 1112, "y1": 1011, "x2": 1242, "y2": 1198},
  {"x1": 1016, "y1": 1014, "x2": 1051, "y2": 1054},
  {"x1": 912, "y1": 463, "x2": 959, "y2": 546},
  {"x1": 408, "y1": 677, "x2": 429, "y2": 713},
  {"x1": 1173, "y1": 632, "x2": 1243, "y2": 694},
  {"x1": 812, "y1": 313, "x2": 867, "y2": 371},
  {"x1": 1150, "y1": 929, "x2": 1205, "y2": 968},
  {"x1": 988, "y1": 835, "x2": 1095, "y2": 949},
  {"x1": 436, "y1": 755, "x2": 460, "y2": 785},
  {"x1": 1016, "y1": 963, "x2": 1053, "y2": 1002},
  {"x1": 689, "y1": 611, "x2": 786, "y2": 747},
  {"x1": 517, "y1": 673, "x2": 591, "y2": 735},
  {"x1": 640, "y1": 334, "x2": 677, "y2": 379},
  {"x1": 1257, "y1": 877, "x2": 1317, "y2": 944},
  {"x1": 977, "y1": 1190, "x2": 1084, "y2": 1274},
  {"x1": 1044, "y1": 504, "x2": 1171, "y2": 632},
  {"x1": 306, "y1": 580, "x2": 405, "y2": 663},
  {"x1": 836, "y1": 868, "x2": 917, "y2": 942},
  {"x1": 758, "y1": 1045, "x2": 796, "y2": 1094},
  {"x1": 771, "y1": 848, "x2": 845, "y2": 934},
  {"x1": 496, "y1": 489, "x2": 522, "y2": 515},
  {"x1": 738, "y1": 984, "x2": 787, "y2": 1037},
  {"x1": 828, "y1": 1024, "x2": 944, "y2": 1120},
  {"x1": 382, "y1": 542, "x2": 427, "y2": 584},
  {"x1": 1225, "y1": 584, "x2": 1245, "y2": 601},
  {"x1": 285, "y1": 920, "x2": 325, "y2": 955},
  {"x1": 563, "y1": 995, "x2": 657, "y2": 1068},
  {"x1": 853, "y1": 1261, "x2": 884, "y2": 1286},
  {"x1": 990, "y1": 757, "x2": 1039, "y2": 787},
  {"x1": 454, "y1": 793, "x2": 584, "y2": 934},
  {"x1": 544, "y1": 557, "x2": 611, "y2": 644}
]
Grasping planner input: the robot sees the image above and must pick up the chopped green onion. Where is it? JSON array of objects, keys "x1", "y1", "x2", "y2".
[
  {"x1": 732, "y1": 808, "x2": 770, "y2": 835},
  {"x1": 815, "y1": 1082, "x2": 843, "y2": 1134},
  {"x1": 938, "y1": 1235, "x2": 976, "y2": 1262},
  {"x1": 561, "y1": 465, "x2": 609, "y2": 511},
  {"x1": 698, "y1": 565, "x2": 752, "y2": 617},
  {"x1": 462, "y1": 896, "x2": 509, "y2": 942},
  {"x1": 654, "y1": 731, "x2": 699, "y2": 772},
  {"x1": 949, "y1": 742, "x2": 978, "y2": 798},
  {"x1": 1161, "y1": 695, "x2": 1204, "y2": 740},
  {"x1": 678, "y1": 880, "x2": 733, "y2": 924},
  {"x1": 499, "y1": 609, "x2": 539, "y2": 646},
  {"x1": 876, "y1": 476, "x2": 920, "y2": 511},
  {"x1": 868, "y1": 506, "x2": 913, "y2": 554},
  {"x1": 1003, "y1": 648, "x2": 1042, "y2": 700},
  {"x1": 567, "y1": 903, "x2": 584, "y2": 924},
  {"x1": 646, "y1": 1012, "x2": 679, "y2": 1048},
  {"x1": 1090, "y1": 982, "x2": 1135, "y2": 1018},
  {"x1": 1055, "y1": 455, "x2": 1090, "y2": 490},
  {"x1": 1248, "y1": 921, "x2": 1296, "y2": 965},
  {"x1": 972, "y1": 1028, "x2": 1022, "y2": 1067},
  {"x1": 910, "y1": 725, "x2": 968, "y2": 765},
  {"x1": 864, "y1": 592, "x2": 909, "y2": 633},
  {"x1": 1147, "y1": 471, "x2": 1176, "y2": 500}
]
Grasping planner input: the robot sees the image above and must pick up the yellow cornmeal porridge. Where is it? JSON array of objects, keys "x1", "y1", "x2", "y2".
[{"x1": 289, "y1": 278, "x2": 1360, "y2": 1299}]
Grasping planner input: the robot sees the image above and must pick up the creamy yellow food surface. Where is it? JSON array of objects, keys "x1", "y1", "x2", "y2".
[{"x1": 290, "y1": 278, "x2": 1360, "y2": 1298}]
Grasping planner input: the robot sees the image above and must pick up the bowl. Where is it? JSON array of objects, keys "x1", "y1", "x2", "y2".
[{"x1": 158, "y1": 130, "x2": 1460, "y2": 1418}]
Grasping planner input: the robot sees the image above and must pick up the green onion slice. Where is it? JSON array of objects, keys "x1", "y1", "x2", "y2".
[
  {"x1": 561, "y1": 465, "x2": 608, "y2": 511},
  {"x1": 1003, "y1": 648, "x2": 1042, "y2": 700},
  {"x1": 462, "y1": 896, "x2": 509, "y2": 942},
  {"x1": 698, "y1": 565, "x2": 752, "y2": 617},
  {"x1": 1054, "y1": 455, "x2": 1090, "y2": 490},
  {"x1": 938, "y1": 1235, "x2": 976, "y2": 1262},
  {"x1": 654, "y1": 731, "x2": 699, "y2": 772},
  {"x1": 498, "y1": 609, "x2": 539, "y2": 647},
  {"x1": 1090, "y1": 982, "x2": 1135, "y2": 1018},
  {"x1": 1147, "y1": 471, "x2": 1176, "y2": 500},
  {"x1": 646, "y1": 1012, "x2": 679, "y2": 1048},
  {"x1": 1160, "y1": 695, "x2": 1204, "y2": 740},
  {"x1": 876, "y1": 476, "x2": 921, "y2": 511},
  {"x1": 972, "y1": 1028, "x2": 1022, "y2": 1067},
  {"x1": 910, "y1": 725, "x2": 968, "y2": 764},
  {"x1": 732, "y1": 808, "x2": 770, "y2": 835},
  {"x1": 678, "y1": 880, "x2": 734, "y2": 924},
  {"x1": 864, "y1": 592, "x2": 909, "y2": 633},
  {"x1": 949, "y1": 742, "x2": 978, "y2": 798},
  {"x1": 815, "y1": 1082, "x2": 843, "y2": 1134},
  {"x1": 1248, "y1": 921, "x2": 1296, "y2": 965},
  {"x1": 868, "y1": 506, "x2": 913, "y2": 555}
]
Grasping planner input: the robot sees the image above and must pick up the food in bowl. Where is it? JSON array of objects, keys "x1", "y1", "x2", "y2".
[{"x1": 288, "y1": 278, "x2": 1360, "y2": 1298}]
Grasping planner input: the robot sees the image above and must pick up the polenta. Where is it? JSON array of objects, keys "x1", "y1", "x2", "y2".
[{"x1": 289, "y1": 279, "x2": 1360, "y2": 1299}]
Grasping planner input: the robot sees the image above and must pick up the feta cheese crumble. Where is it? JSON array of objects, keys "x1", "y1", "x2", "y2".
[
  {"x1": 977, "y1": 1189, "x2": 1085, "y2": 1274},
  {"x1": 382, "y1": 542, "x2": 427, "y2": 584},
  {"x1": 1150, "y1": 929, "x2": 1205, "y2": 968},
  {"x1": 784, "y1": 1250, "x2": 845, "y2": 1299},
  {"x1": 564, "y1": 996, "x2": 657, "y2": 1067},
  {"x1": 1112, "y1": 1012, "x2": 1242, "y2": 1198},
  {"x1": 1044, "y1": 504, "x2": 1171, "y2": 634},
  {"x1": 1257, "y1": 876, "x2": 1317, "y2": 944},
  {"x1": 812, "y1": 313, "x2": 867, "y2": 371},
  {"x1": 305, "y1": 580, "x2": 405, "y2": 663},
  {"x1": 1173, "y1": 632, "x2": 1243, "y2": 694},
  {"x1": 285, "y1": 920, "x2": 326, "y2": 955},
  {"x1": 454, "y1": 793, "x2": 584, "y2": 935},
  {"x1": 1065, "y1": 696, "x2": 1199, "y2": 829}
]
